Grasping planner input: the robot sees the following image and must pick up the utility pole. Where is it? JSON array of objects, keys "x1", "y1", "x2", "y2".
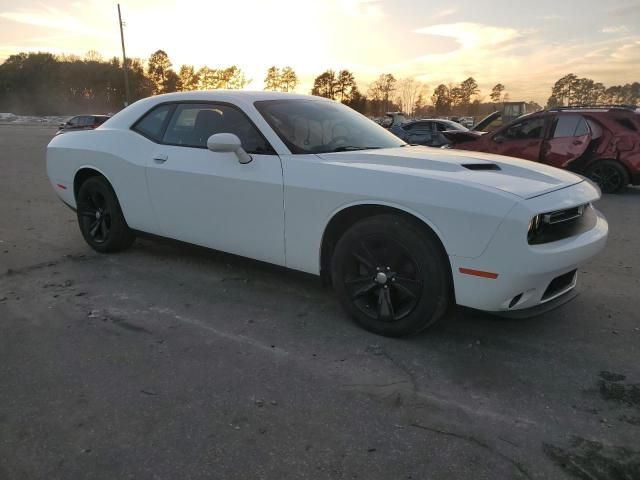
[{"x1": 118, "y1": 4, "x2": 131, "y2": 107}]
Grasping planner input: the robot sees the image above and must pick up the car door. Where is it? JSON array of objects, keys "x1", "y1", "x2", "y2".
[
  {"x1": 541, "y1": 114, "x2": 591, "y2": 168},
  {"x1": 403, "y1": 122, "x2": 434, "y2": 145},
  {"x1": 489, "y1": 116, "x2": 547, "y2": 161},
  {"x1": 145, "y1": 102, "x2": 286, "y2": 266}
]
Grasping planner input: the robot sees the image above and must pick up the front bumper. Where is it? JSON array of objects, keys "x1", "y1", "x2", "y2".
[{"x1": 450, "y1": 182, "x2": 608, "y2": 313}]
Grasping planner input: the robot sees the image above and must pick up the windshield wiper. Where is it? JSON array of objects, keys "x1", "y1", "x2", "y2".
[{"x1": 327, "y1": 146, "x2": 382, "y2": 153}]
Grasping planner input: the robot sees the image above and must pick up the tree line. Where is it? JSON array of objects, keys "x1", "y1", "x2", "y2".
[
  {"x1": 547, "y1": 74, "x2": 639, "y2": 107},
  {"x1": 0, "y1": 49, "x2": 637, "y2": 116}
]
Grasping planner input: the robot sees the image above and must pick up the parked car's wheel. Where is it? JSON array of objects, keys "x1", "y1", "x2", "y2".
[
  {"x1": 585, "y1": 160, "x2": 629, "y2": 193},
  {"x1": 76, "y1": 176, "x2": 135, "y2": 253},
  {"x1": 331, "y1": 214, "x2": 451, "y2": 337}
]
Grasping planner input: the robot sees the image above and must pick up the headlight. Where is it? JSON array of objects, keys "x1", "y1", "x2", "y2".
[{"x1": 527, "y1": 214, "x2": 542, "y2": 242}]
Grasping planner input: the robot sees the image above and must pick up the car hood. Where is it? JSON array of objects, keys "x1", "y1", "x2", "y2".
[{"x1": 316, "y1": 146, "x2": 584, "y2": 200}]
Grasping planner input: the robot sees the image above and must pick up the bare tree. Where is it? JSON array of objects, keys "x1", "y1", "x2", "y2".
[
  {"x1": 397, "y1": 78, "x2": 426, "y2": 116},
  {"x1": 368, "y1": 73, "x2": 397, "y2": 114}
]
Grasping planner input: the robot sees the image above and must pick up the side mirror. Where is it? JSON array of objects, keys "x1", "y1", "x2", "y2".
[
  {"x1": 206, "y1": 133, "x2": 252, "y2": 164},
  {"x1": 493, "y1": 134, "x2": 504, "y2": 144}
]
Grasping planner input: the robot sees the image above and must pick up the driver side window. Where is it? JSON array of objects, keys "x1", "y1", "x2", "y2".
[
  {"x1": 501, "y1": 118, "x2": 545, "y2": 141},
  {"x1": 162, "y1": 103, "x2": 274, "y2": 154}
]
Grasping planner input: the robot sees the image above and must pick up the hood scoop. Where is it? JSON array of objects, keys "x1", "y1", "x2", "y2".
[{"x1": 462, "y1": 163, "x2": 501, "y2": 171}]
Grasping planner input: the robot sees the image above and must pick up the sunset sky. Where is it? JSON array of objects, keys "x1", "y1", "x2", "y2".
[{"x1": 0, "y1": 0, "x2": 638, "y2": 103}]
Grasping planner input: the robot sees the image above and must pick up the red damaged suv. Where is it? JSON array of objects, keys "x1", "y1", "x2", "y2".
[{"x1": 444, "y1": 105, "x2": 640, "y2": 193}]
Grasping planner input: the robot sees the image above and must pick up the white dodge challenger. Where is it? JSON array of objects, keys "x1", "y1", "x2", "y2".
[{"x1": 47, "y1": 91, "x2": 608, "y2": 336}]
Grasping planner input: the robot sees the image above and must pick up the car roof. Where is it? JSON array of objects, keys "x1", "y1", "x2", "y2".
[
  {"x1": 104, "y1": 90, "x2": 330, "y2": 129},
  {"x1": 146, "y1": 90, "x2": 319, "y2": 103},
  {"x1": 548, "y1": 105, "x2": 639, "y2": 114}
]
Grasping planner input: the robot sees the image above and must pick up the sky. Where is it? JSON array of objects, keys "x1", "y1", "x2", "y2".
[{"x1": 0, "y1": 0, "x2": 639, "y2": 103}]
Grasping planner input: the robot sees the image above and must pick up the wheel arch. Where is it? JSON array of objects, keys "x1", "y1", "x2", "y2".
[
  {"x1": 73, "y1": 166, "x2": 114, "y2": 200},
  {"x1": 584, "y1": 158, "x2": 632, "y2": 191},
  {"x1": 319, "y1": 202, "x2": 451, "y2": 286}
]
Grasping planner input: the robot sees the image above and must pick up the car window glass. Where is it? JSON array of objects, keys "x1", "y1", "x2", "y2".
[
  {"x1": 552, "y1": 115, "x2": 586, "y2": 138},
  {"x1": 502, "y1": 117, "x2": 545, "y2": 140},
  {"x1": 435, "y1": 123, "x2": 449, "y2": 132},
  {"x1": 68, "y1": 116, "x2": 80, "y2": 126},
  {"x1": 133, "y1": 104, "x2": 173, "y2": 141},
  {"x1": 255, "y1": 99, "x2": 404, "y2": 154},
  {"x1": 406, "y1": 123, "x2": 431, "y2": 134},
  {"x1": 162, "y1": 103, "x2": 272, "y2": 154},
  {"x1": 79, "y1": 116, "x2": 92, "y2": 126},
  {"x1": 574, "y1": 117, "x2": 590, "y2": 136}
]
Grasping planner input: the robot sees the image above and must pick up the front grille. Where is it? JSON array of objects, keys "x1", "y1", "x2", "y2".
[
  {"x1": 542, "y1": 270, "x2": 577, "y2": 301},
  {"x1": 529, "y1": 204, "x2": 596, "y2": 245},
  {"x1": 543, "y1": 205, "x2": 585, "y2": 224}
]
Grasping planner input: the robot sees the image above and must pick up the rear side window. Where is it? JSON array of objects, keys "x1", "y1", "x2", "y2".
[
  {"x1": 502, "y1": 117, "x2": 545, "y2": 140},
  {"x1": 552, "y1": 115, "x2": 589, "y2": 138},
  {"x1": 162, "y1": 103, "x2": 273, "y2": 154},
  {"x1": 133, "y1": 104, "x2": 173, "y2": 141},
  {"x1": 404, "y1": 122, "x2": 432, "y2": 134}
]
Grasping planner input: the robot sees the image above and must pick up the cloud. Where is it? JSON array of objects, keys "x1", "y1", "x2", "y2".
[
  {"x1": 432, "y1": 8, "x2": 458, "y2": 20},
  {"x1": 607, "y1": 2, "x2": 640, "y2": 17},
  {"x1": 0, "y1": 4, "x2": 111, "y2": 38},
  {"x1": 601, "y1": 25, "x2": 629, "y2": 34},
  {"x1": 414, "y1": 23, "x2": 522, "y2": 50}
]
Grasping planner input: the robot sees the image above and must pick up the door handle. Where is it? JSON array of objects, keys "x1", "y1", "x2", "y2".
[
  {"x1": 572, "y1": 140, "x2": 583, "y2": 145},
  {"x1": 153, "y1": 154, "x2": 168, "y2": 163}
]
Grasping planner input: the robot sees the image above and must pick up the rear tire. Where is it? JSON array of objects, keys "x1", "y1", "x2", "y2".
[
  {"x1": 76, "y1": 176, "x2": 135, "y2": 253},
  {"x1": 331, "y1": 214, "x2": 451, "y2": 337},
  {"x1": 585, "y1": 160, "x2": 629, "y2": 193}
]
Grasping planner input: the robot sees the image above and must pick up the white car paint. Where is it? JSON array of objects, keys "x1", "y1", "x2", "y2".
[{"x1": 47, "y1": 91, "x2": 608, "y2": 314}]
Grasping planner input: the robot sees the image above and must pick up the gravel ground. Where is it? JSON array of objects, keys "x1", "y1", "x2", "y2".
[{"x1": 1, "y1": 124, "x2": 639, "y2": 480}]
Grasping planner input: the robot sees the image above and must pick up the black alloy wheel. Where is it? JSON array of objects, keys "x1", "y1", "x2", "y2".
[
  {"x1": 344, "y1": 235, "x2": 422, "y2": 322},
  {"x1": 79, "y1": 189, "x2": 111, "y2": 244},
  {"x1": 76, "y1": 176, "x2": 135, "y2": 252},
  {"x1": 331, "y1": 214, "x2": 451, "y2": 337},
  {"x1": 586, "y1": 160, "x2": 629, "y2": 194}
]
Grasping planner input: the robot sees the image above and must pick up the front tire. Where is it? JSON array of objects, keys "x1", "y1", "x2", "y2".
[
  {"x1": 76, "y1": 176, "x2": 135, "y2": 253},
  {"x1": 331, "y1": 214, "x2": 451, "y2": 337},
  {"x1": 585, "y1": 160, "x2": 629, "y2": 193}
]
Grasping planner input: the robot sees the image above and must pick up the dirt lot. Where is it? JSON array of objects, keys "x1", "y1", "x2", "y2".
[{"x1": 1, "y1": 124, "x2": 639, "y2": 480}]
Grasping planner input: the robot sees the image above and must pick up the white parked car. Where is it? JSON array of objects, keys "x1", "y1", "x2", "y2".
[{"x1": 47, "y1": 91, "x2": 608, "y2": 336}]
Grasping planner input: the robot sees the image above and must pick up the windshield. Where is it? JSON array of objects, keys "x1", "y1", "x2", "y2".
[{"x1": 254, "y1": 99, "x2": 406, "y2": 154}]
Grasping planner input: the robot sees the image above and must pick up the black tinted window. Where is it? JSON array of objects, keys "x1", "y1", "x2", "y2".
[
  {"x1": 68, "y1": 116, "x2": 80, "y2": 126},
  {"x1": 163, "y1": 103, "x2": 272, "y2": 154},
  {"x1": 133, "y1": 104, "x2": 173, "y2": 141},
  {"x1": 405, "y1": 122, "x2": 432, "y2": 133},
  {"x1": 502, "y1": 117, "x2": 545, "y2": 140},
  {"x1": 552, "y1": 115, "x2": 588, "y2": 138}
]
